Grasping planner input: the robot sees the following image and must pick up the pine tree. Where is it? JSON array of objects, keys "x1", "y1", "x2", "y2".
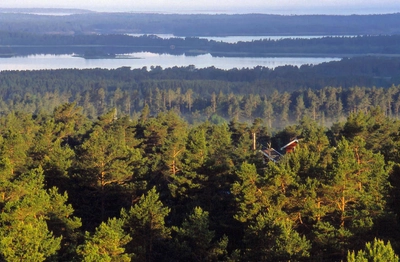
[
  {"x1": 53, "y1": 102, "x2": 87, "y2": 139},
  {"x1": 168, "y1": 126, "x2": 207, "y2": 201},
  {"x1": 121, "y1": 187, "x2": 171, "y2": 262},
  {"x1": 0, "y1": 218, "x2": 61, "y2": 262},
  {"x1": 347, "y1": 238, "x2": 399, "y2": 262},
  {"x1": 232, "y1": 162, "x2": 267, "y2": 223},
  {"x1": 0, "y1": 112, "x2": 37, "y2": 175},
  {"x1": 77, "y1": 218, "x2": 132, "y2": 262},
  {"x1": 29, "y1": 118, "x2": 75, "y2": 191},
  {"x1": 313, "y1": 137, "x2": 391, "y2": 258},
  {"x1": 0, "y1": 168, "x2": 80, "y2": 261},
  {"x1": 243, "y1": 209, "x2": 310, "y2": 261},
  {"x1": 172, "y1": 207, "x2": 228, "y2": 262},
  {"x1": 77, "y1": 122, "x2": 139, "y2": 220}
]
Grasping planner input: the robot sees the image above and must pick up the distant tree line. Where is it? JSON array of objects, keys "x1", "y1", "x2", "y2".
[
  {"x1": 0, "y1": 57, "x2": 400, "y2": 129},
  {"x1": 1, "y1": 12, "x2": 400, "y2": 36},
  {"x1": 3, "y1": 34, "x2": 400, "y2": 57}
]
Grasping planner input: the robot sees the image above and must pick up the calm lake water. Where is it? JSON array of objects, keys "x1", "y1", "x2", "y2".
[
  {"x1": 127, "y1": 34, "x2": 355, "y2": 43},
  {"x1": 0, "y1": 52, "x2": 341, "y2": 71}
]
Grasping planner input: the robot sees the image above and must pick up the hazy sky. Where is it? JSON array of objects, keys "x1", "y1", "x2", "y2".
[{"x1": 2, "y1": 0, "x2": 400, "y2": 14}]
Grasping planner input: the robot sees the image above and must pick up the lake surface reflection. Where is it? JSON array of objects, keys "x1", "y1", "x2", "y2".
[
  {"x1": 0, "y1": 52, "x2": 341, "y2": 71},
  {"x1": 127, "y1": 34, "x2": 355, "y2": 43}
]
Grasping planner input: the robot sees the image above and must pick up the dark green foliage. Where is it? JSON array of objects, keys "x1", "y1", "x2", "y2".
[
  {"x1": 2, "y1": 58, "x2": 400, "y2": 129},
  {"x1": 171, "y1": 207, "x2": 228, "y2": 262},
  {"x1": 77, "y1": 218, "x2": 132, "y2": 262},
  {"x1": 1, "y1": 88, "x2": 400, "y2": 261},
  {"x1": 0, "y1": 168, "x2": 81, "y2": 261},
  {"x1": 72, "y1": 109, "x2": 143, "y2": 229},
  {"x1": 348, "y1": 238, "x2": 399, "y2": 262},
  {"x1": 121, "y1": 187, "x2": 171, "y2": 262},
  {"x1": 243, "y1": 210, "x2": 310, "y2": 261}
]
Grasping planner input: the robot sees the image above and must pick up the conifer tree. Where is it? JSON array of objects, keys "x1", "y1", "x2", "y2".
[
  {"x1": 77, "y1": 120, "x2": 140, "y2": 221},
  {"x1": 0, "y1": 218, "x2": 61, "y2": 262},
  {"x1": 172, "y1": 207, "x2": 228, "y2": 262},
  {"x1": 169, "y1": 126, "x2": 207, "y2": 201},
  {"x1": 29, "y1": 118, "x2": 75, "y2": 191},
  {"x1": 243, "y1": 209, "x2": 310, "y2": 261},
  {"x1": 121, "y1": 187, "x2": 171, "y2": 262},
  {"x1": 0, "y1": 168, "x2": 80, "y2": 261},
  {"x1": 77, "y1": 218, "x2": 132, "y2": 262},
  {"x1": 232, "y1": 162, "x2": 266, "y2": 223},
  {"x1": 53, "y1": 102, "x2": 87, "y2": 139},
  {"x1": 313, "y1": 137, "x2": 391, "y2": 258},
  {"x1": 347, "y1": 238, "x2": 399, "y2": 262},
  {"x1": 0, "y1": 112, "x2": 37, "y2": 175}
]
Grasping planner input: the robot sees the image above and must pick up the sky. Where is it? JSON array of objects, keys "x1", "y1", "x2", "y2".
[{"x1": 2, "y1": 0, "x2": 400, "y2": 15}]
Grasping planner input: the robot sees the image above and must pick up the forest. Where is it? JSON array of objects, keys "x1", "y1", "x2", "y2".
[
  {"x1": 1, "y1": 8, "x2": 400, "y2": 261},
  {"x1": 1, "y1": 56, "x2": 400, "y2": 127},
  {"x1": 0, "y1": 96, "x2": 400, "y2": 261},
  {"x1": 0, "y1": 11, "x2": 400, "y2": 36},
  {"x1": 3, "y1": 34, "x2": 400, "y2": 57},
  {"x1": 0, "y1": 56, "x2": 399, "y2": 261},
  {"x1": 1, "y1": 11, "x2": 400, "y2": 59}
]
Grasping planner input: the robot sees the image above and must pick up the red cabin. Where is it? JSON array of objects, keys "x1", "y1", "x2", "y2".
[{"x1": 280, "y1": 139, "x2": 299, "y2": 154}]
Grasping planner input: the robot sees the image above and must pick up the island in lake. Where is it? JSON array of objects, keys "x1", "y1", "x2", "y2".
[{"x1": 73, "y1": 50, "x2": 141, "y2": 59}]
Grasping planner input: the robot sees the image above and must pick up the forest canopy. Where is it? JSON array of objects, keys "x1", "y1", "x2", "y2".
[
  {"x1": 0, "y1": 100, "x2": 399, "y2": 261},
  {"x1": 0, "y1": 56, "x2": 400, "y2": 128},
  {"x1": 1, "y1": 10, "x2": 400, "y2": 259}
]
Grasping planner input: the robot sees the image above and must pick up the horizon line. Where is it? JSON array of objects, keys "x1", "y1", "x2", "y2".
[{"x1": 1, "y1": 6, "x2": 400, "y2": 16}]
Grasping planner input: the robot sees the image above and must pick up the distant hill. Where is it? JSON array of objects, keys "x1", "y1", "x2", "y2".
[
  {"x1": 0, "y1": 8, "x2": 93, "y2": 15},
  {"x1": 0, "y1": 11, "x2": 400, "y2": 36}
]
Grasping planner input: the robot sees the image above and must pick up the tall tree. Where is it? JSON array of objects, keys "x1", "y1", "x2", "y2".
[
  {"x1": 172, "y1": 207, "x2": 228, "y2": 262},
  {"x1": 232, "y1": 162, "x2": 267, "y2": 223},
  {"x1": 0, "y1": 168, "x2": 81, "y2": 261},
  {"x1": 76, "y1": 117, "x2": 141, "y2": 223},
  {"x1": 77, "y1": 218, "x2": 132, "y2": 262},
  {"x1": 295, "y1": 95, "x2": 306, "y2": 121},
  {"x1": 168, "y1": 126, "x2": 207, "y2": 202},
  {"x1": 121, "y1": 187, "x2": 171, "y2": 262},
  {"x1": 313, "y1": 137, "x2": 391, "y2": 259}
]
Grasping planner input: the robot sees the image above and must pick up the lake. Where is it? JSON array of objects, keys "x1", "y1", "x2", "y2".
[
  {"x1": 127, "y1": 34, "x2": 356, "y2": 43},
  {"x1": 0, "y1": 52, "x2": 341, "y2": 71}
]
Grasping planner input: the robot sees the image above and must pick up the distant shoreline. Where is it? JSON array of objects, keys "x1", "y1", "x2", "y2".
[
  {"x1": 1, "y1": 6, "x2": 400, "y2": 16},
  {"x1": 72, "y1": 54, "x2": 142, "y2": 59}
]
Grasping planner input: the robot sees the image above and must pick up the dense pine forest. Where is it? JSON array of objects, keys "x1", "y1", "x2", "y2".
[
  {"x1": 1, "y1": 56, "x2": 400, "y2": 128},
  {"x1": 1, "y1": 98, "x2": 400, "y2": 261},
  {"x1": 0, "y1": 56, "x2": 400, "y2": 261}
]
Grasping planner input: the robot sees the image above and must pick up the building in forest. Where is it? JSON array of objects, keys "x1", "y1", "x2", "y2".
[
  {"x1": 260, "y1": 138, "x2": 299, "y2": 163},
  {"x1": 280, "y1": 139, "x2": 299, "y2": 154}
]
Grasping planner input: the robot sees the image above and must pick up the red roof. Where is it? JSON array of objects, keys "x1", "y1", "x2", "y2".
[{"x1": 280, "y1": 139, "x2": 299, "y2": 151}]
